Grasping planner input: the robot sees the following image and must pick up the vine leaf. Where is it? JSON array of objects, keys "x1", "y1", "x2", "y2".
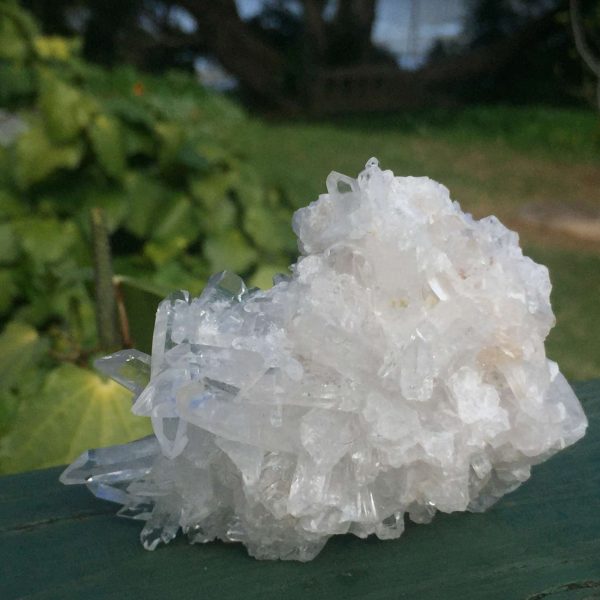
[
  {"x1": 0, "y1": 364, "x2": 151, "y2": 474},
  {"x1": 0, "y1": 321, "x2": 47, "y2": 438},
  {"x1": 14, "y1": 124, "x2": 83, "y2": 189},
  {"x1": 89, "y1": 113, "x2": 127, "y2": 180}
]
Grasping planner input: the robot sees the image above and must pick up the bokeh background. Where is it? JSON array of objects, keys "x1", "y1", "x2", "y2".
[{"x1": 0, "y1": 0, "x2": 598, "y2": 474}]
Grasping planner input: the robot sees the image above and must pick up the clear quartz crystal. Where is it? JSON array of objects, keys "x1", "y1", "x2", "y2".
[
  {"x1": 60, "y1": 436, "x2": 160, "y2": 505},
  {"x1": 95, "y1": 349, "x2": 151, "y2": 400},
  {"x1": 62, "y1": 159, "x2": 588, "y2": 561}
]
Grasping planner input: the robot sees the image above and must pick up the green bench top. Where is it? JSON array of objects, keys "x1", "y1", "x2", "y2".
[{"x1": 1, "y1": 379, "x2": 599, "y2": 600}]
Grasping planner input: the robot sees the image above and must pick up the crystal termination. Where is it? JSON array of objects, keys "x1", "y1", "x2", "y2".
[{"x1": 61, "y1": 158, "x2": 588, "y2": 561}]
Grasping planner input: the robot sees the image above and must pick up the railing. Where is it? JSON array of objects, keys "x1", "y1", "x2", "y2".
[{"x1": 308, "y1": 65, "x2": 450, "y2": 114}]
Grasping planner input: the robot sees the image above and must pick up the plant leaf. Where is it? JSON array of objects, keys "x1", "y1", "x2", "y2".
[
  {"x1": 0, "y1": 321, "x2": 47, "y2": 437},
  {"x1": 13, "y1": 217, "x2": 79, "y2": 265},
  {"x1": 14, "y1": 123, "x2": 83, "y2": 188},
  {"x1": 38, "y1": 69, "x2": 96, "y2": 142},
  {"x1": 0, "y1": 222, "x2": 19, "y2": 264},
  {"x1": 0, "y1": 269, "x2": 18, "y2": 315},
  {"x1": 151, "y1": 195, "x2": 197, "y2": 242},
  {"x1": 249, "y1": 264, "x2": 290, "y2": 290},
  {"x1": 124, "y1": 173, "x2": 171, "y2": 238},
  {"x1": 244, "y1": 201, "x2": 294, "y2": 254},
  {"x1": 0, "y1": 7, "x2": 34, "y2": 61},
  {"x1": 0, "y1": 321, "x2": 47, "y2": 396},
  {"x1": 204, "y1": 230, "x2": 257, "y2": 274},
  {"x1": 0, "y1": 363, "x2": 151, "y2": 474},
  {"x1": 89, "y1": 113, "x2": 126, "y2": 180}
]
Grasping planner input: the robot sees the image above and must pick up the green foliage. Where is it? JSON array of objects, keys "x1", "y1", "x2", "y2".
[
  {"x1": 0, "y1": 5, "x2": 295, "y2": 473},
  {"x1": 39, "y1": 69, "x2": 97, "y2": 142},
  {"x1": 88, "y1": 114, "x2": 126, "y2": 179},
  {"x1": 14, "y1": 123, "x2": 84, "y2": 188},
  {"x1": 0, "y1": 321, "x2": 48, "y2": 437},
  {"x1": 0, "y1": 364, "x2": 152, "y2": 474}
]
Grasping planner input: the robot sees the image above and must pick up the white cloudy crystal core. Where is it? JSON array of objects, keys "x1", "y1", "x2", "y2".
[{"x1": 61, "y1": 158, "x2": 587, "y2": 561}]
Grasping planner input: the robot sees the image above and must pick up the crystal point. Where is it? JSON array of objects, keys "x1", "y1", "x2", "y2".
[
  {"x1": 60, "y1": 436, "x2": 160, "y2": 506},
  {"x1": 95, "y1": 349, "x2": 151, "y2": 399},
  {"x1": 61, "y1": 159, "x2": 587, "y2": 561}
]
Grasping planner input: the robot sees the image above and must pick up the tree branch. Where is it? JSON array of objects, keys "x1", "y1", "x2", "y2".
[
  {"x1": 570, "y1": 0, "x2": 600, "y2": 109},
  {"x1": 570, "y1": 0, "x2": 600, "y2": 76}
]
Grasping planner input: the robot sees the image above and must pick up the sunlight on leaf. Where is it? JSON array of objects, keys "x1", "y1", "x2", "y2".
[{"x1": 0, "y1": 364, "x2": 151, "y2": 474}]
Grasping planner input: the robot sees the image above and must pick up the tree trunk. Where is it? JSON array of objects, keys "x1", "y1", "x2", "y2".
[
  {"x1": 302, "y1": 0, "x2": 328, "y2": 60},
  {"x1": 177, "y1": 0, "x2": 292, "y2": 108},
  {"x1": 330, "y1": 0, "x2": 377, "y2": 64}
]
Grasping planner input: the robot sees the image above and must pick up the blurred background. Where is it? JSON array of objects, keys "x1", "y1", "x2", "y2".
[{"x1": 0, "y1": 0, "x2": 598, "y2": 474}]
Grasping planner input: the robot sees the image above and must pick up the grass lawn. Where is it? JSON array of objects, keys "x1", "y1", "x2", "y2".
[{"x1": 241, "y1": 106, "x2": 600, "y2": 381}]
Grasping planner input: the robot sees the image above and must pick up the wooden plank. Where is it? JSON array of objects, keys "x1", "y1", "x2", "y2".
[{"x1": 1, "y1": 380, "x2": 599, "y2": 600}]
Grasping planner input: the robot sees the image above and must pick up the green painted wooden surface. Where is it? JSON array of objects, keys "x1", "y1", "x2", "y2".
[{"x1": 1, "y1": 380, "x2": 599, "y2": 600}]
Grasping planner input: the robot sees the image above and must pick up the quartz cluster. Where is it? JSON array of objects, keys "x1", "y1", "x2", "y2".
[{"x1": 61, "y1": 158, "x2": 588, "y2": 561}]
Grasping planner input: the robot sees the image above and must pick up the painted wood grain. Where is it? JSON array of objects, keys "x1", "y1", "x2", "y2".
[{"x1": 1, "y1": 380, "x2": 599, "y2": 600}]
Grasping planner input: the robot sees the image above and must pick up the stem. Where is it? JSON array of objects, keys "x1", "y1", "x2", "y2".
[
  {"x1": 114, "y1": 276, "x2": 133, "y2": 349},
  {"x1": 90, "y1": 207, "x2": 120, "y2": 352}
]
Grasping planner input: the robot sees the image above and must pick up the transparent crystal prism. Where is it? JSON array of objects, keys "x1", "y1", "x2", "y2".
[
  {"x1": 140, "y1": 509, "x2": 180, "y2": 551},
  {"x1": 95, "y1": 349, "x2": 151, "y2": 399},
  {"x1": 202, "y1": 270, "x2": 248, "y2": 303},
  {"x1": 151, "y1": 290, "x2": 191, "y2": 375},
  {"x1": 60, "y1": 158, "x2": 588, "y2": 562},
  {"x1": 60, "y1": 435, "x2": 160, "y2": 502}
]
